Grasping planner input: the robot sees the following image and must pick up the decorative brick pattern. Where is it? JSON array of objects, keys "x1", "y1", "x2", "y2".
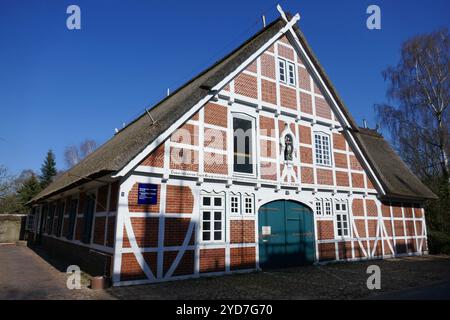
[
  {"x1": 230, "y1": 247, "x2": 256, "y2": 270},
  {"x1": 367, "y1": 220, "x2": 378, "y2": 237},
  {"x1": 166, "y1": 185, "x2": 193, "y2": 214},
  {"x1": 366, "y1": 200, "x2": 378, "y2": 217},
  {"x1": 355, "y1": 220, "x2": 366, "y2": 237},
  {"x1": 316, "y1": 169, "x2": 333, "y2": 185},
  {"x1": 300, "y1": 92, "x2": 313, "y2": 114},
  {"x1": 301, "y1": 167, "x2": 314, "y2": 184},
  {"x1": 170, "y1": 147, "x2": 199, "y2": 172},
  {"x1": 204, "y1": 127, "x2": 226, "y2": 150},
  {"x1": 280, "y1": 85, "x2": 297, "y2": 110},
  {"x1": 300, "y1": 146, "x2": 313, "y2": 164},
  {"x1": 164, "y1": 218, "x2": 195, "y2": 247},
  {"x1": 245, "y1": 60, "x2": 257, "y2": 73},
  {"x1": 261, "y1": 162, "x2": 277, "y2": 180},
  {"x1": 230, "y1": 220, "x2": 255, "y2": 243},
  {"x1": 319, "y1": 243, "x2": 336, "y2": 261},
  {"x1": 277, "y1": 43, "x2": 294, "y2": 61},
  {"x1": 234, "y1": 73, "x2": 258, "y2": 99},
  {"x1": 352, "y1": 199, "x2": 364, "y2": 216},
  {"x1": 349, "y1": 155, "x2": 363, "y2": 171},
  {"x1": 315, "y1": 97, "x2": 332, "y2": 119},
  {"x1": 299, "y1": 125, "x2": 311, "y2": 144},
  {"x1": 128, "y1": 217, "x2": 159, "y2": 248},
  {"x1": 336, "y1": 171, "x2": 349, "y2": 186},
  {"x1": 260, "y1": 140, "x2": 276, "y2": 158},
  {"x1": 163, "y1": 250, "x2": 195, "y2": 276},
  {"x1": 261, "y1": 79, "x2": 277, "y2": 104},
  {"x1": 171, "y1": 123, "x2": 199, "y2": 146},
  {"x1": 200, "y1": 248, "x2": 225, "y2": 273},
  {"x1": 204, "y1": 152, "x2": 228, "y2": 175},
  {"x1": 141, "y1": 143, "x2": 164, "y2": 168},
  {"x1": 351, "y1": 173, "x2": 364, "y2": 188},
  {"x1": 317, "y1": 220, "x2": 334, "y2": 240},
  {"x1": 298, "y1": 67, "x2": 310, "y2": 91},
  {"x1": 338, "y1": 241, "x2": 353, "y2": 260},
  {"x1": 204, "y1": 103, "x2": 227, "y2": 128},
  {"x1": 392, "y1": 203, "x2": 403, "y2": 217},
  {"x1": 260, "y1": 53, "x2": 275, "y2": 79},
  {"x1": 259, "y1": 116, "x2": 275, "y2": 137},
  {"x1": 333, "y1": 133, "x2": 346, "y2": 151}
]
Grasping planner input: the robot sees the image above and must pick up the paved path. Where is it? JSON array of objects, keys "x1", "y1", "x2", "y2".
[
  {"x1": 0, "y1": 244, "x2": 112, "y2": 300},
  {"x1": 371, "y1": 280, "x2": 450, "y2": 300}
]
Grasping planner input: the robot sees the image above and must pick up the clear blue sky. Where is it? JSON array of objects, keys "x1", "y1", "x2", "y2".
[{"x1": 0, "y1": 0, "x2": 449, "y2": 175}]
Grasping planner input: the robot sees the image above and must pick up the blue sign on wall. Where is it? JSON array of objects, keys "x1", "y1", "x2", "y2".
[{"x1": 137, "y1": 183, "x2": 158, "y2": 205}]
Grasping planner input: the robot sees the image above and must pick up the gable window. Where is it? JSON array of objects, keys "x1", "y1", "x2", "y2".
[
  {"x1": 335, "y1": 201, "x2": 350, "y2": 237},
  {"x1": 287, "y1": 62, "x2": 296, "y2": 86},
  {"x1": 278, "y1": 58, "x2": 296, "y2": 86},
  {"x1": 278, "y1": 59, "x2": 286, "y2": 83},
  {"x1": 201, "y1": 195, "x2": 225, "y2": 242},
  {"x1": 314, "y1": 132, "x2": 331, "y2": 166},
  {"x1": 233, "y1": 114, "x2": 255, "y2": 175}
]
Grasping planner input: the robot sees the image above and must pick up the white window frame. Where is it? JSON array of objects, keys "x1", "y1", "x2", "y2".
[
  {"x1": 243, "y1": 195, "x2": 254, "y2": 215},
  {"x1": 278, "y1": 59, "x2": 287, "y2": 83},
  {"x1": 314, "y1": 132, "x2": 332, "y2": 167},
  {"x1": 315, "y1": 199, "x2": 323, "y2": 216},
  {"x1": 334, "y1": 200, "x2": 351, "y2": 238},
  {"x1": 200, "y1": 194, "x2": 225, "y2": 243},
  {"x1": 230, "y1": 193, "x2": 241, "y2": 215},
  {"x1": 287, "y1": 61, "x2": 296, "y2": 86},
  {"x1": 324, "y1": 199, "x2": 333, "y2": 216},
  {"x1": 232, "y1": 113, "x2": 257, "y2": 177}
]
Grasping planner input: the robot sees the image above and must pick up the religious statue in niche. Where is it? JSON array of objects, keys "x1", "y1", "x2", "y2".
[{"x1": 284, "y1": 134, "x2": 293, "y2": 161}]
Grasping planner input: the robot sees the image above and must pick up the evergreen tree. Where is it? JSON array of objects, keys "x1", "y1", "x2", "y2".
[
  {"x1": 40, "y1": 149, "x2": 57, "y2": 188},
  {"x1": 17, "y1": 174, "x2": 41, "y2": 210}
]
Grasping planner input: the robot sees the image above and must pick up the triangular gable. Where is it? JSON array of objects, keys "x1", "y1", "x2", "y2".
[{"x1": 114, "y1": 11, "x2": 386, "y2": 197}]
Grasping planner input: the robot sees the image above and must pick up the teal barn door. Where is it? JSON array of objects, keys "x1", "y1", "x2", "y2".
[{"x1": 258, "y1": 200, "x2": 315, "y2": 268}]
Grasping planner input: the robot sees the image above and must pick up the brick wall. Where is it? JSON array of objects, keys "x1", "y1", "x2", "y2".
[{"x1": 230, "y1": 220, "x2": 255, "y2": 244}]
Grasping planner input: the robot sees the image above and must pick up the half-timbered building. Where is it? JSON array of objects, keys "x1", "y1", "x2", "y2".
[{"x1": 27, "y1": 7, "x2": 437, "y2": 286}]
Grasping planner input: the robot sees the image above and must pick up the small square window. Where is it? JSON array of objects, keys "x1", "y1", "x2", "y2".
[
  {"x1": 203, "y1": 197, "x2": 211, "y2": 206},
  {"x1": 214, "y1": 197, "x2": 222, "y2": 207},
  {"x1": 203, "y1": 211, "x2": 210, "y2": 220}
]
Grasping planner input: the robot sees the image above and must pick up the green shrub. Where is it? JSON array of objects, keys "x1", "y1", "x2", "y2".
[{"x1": 428, "y1": 230, "x2": 450, "y2": 254}]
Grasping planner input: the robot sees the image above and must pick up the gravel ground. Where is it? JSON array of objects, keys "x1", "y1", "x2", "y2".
[
  {"x1": 106, "y1": 255, "x2": 450, "y2": 300},
  {"x1": 1, "y1": 244, "x2": 449, "y2": 300}
]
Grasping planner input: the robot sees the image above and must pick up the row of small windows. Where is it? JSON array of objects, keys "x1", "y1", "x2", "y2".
[
  {"x1": 316, "y1": 199, "x2": 350, "y2": 238},
  {"x1": 201, "y1": 194, "x2": 254, "y2": 243}
]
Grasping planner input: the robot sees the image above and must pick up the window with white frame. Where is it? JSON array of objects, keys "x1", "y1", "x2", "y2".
[
  {"x1": 244, "y1": 196, "x2": 254, "y2": 214},
  {"x1": 233, "y1": 113, "x2": 256, "y2": 175},
  {"x1": 324, "y1": 199, "x2": 332, "y2": 216},
  {"x1": 335, "y1": 201, "x2": 350, "y2": 237},
  {"x1": 230, "y1": 195, "x2": 240, "y2": 214},
  {"x1": 315, "y1": 199, "x2": 323, "y2": 216},
  {"x1": 287, "y1": 62, "x2": 296, "y2": 86},
  {"x1": 279, "y1": 58, "x2": 296, "y2": 86},
  {"x1": 314, "y1": 132, "x2": 332, "y2": 166},
  {"x1": 278, "y1": 59, "x2": 286, "y2": 83},
  {"x1": 201, "y1": 195, "x2": 225, "y2": 242}
]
